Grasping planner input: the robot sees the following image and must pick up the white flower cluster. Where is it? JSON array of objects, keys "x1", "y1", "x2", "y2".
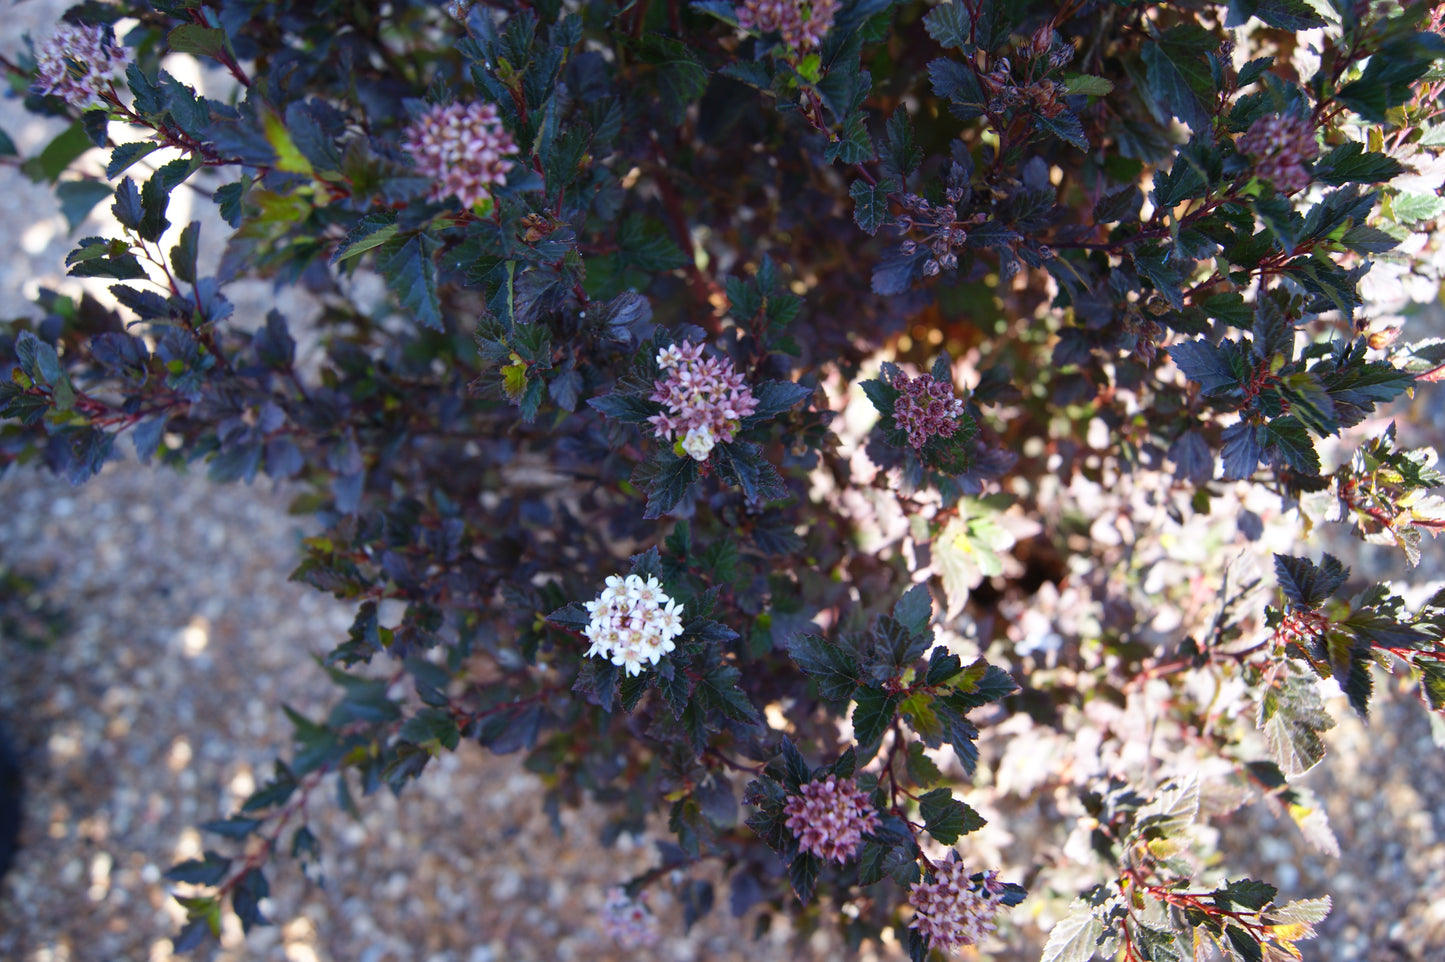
[
  {"x1": 33, "y1": 23, "x2": 129, "y2": 112},
  {"x1": 583, "y1": 574, "x2": 685, "y2": 676},
  {"x1": 600, "y1": 886, "x2": 660, "y2": 947}
]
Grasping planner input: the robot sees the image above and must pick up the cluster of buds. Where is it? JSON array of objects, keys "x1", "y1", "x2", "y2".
[
  {"x1": 893, "y1": 373, "x2": 966, "y2": 449},
  {"x1": 33, "y1": 23, "x2": 129, "y2": 112},
  {"x1": 896, "y1": 192, "x2": 987, "y2": 277},
  {"x1": 648, "y1": 341, "x2": 759, "y2": 461},
  {"x1": 735, "y1": 0, "x2": 840, "y2": 52},
  {"x1": 782, "y1": 775, "x2": 880, "y2": 863},
  {"x1": 600, "y1": 887, "x2": 660, "y2": 947},
  {"x1": 1274, "y1": 607, "x2": 1331, "y2": 648},
  {"x1": 978, "y1": 58, "x2": 1069, "y2": 118},
  {"x1": 1025, "y1": 24, "x2": 1077, "y2": 70},
  {"x1": 907, "y1": 858, "x2": 1010, "y2": 951},
  {"x1": 401, "y1": 101, "x2": 517, "y2": 210},
  {"x1": 583, "y1": 574, "x2": 686, "y2": 677},
  {"x1": 1237, "y1": 113, "x2": 1319, "y2": 194}
]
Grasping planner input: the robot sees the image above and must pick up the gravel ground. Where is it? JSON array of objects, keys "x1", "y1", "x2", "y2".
[{"x1": 5, "y1": 3, "x2": 1445, "y2": 960}]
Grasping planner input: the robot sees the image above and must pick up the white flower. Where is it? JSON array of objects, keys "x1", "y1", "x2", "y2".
[
  {"x1": 682, "y1": 424, "x2": 717, "y2": 460},
  {"x1": 33, "y1": 23, "x2": 129, "y2": 112},
  {"x1": 582, "y1": 573, "x2": 687, "y2": 677}
]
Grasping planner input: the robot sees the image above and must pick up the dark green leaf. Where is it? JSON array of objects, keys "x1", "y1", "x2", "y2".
[
  {"x1": 850, "y1": 177, "x2": 898, "y2": 236},
  {"x1": 918, "y1": 787, "x2": 985, "y2": 843},
  {"x1": 1273, "y1": 553, "x2": 1348, "y2": 607},
  {"x1": 1312, "y1": 142, "x2": 1405, "y2": 186},
  {"x1": 382, "y1": 233, "x2": 443, "y2": 330},
  {"x1": 56, "y1": 180, "x2": 113, "y2": 233}
]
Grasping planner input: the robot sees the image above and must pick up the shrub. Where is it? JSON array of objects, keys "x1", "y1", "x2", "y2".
[{"x1": 3, "y1": 0, "x2": 1445, "y2": 958}]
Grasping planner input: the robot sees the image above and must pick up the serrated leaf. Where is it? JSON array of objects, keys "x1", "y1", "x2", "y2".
[
  {"x1": 332, "y1": 211, "x2": 399, "y2": 264},
  {"x1": 922, "y1": 2, "x2": 973, "y2": 50},
  {"x1": 918, "y1": 787, "x2": 985, "y2": 843},
  {"x1": 1170, "y1": 339, "x2": 1239, "y2": 394},
  {"x1": 850, "y1": 177, "x2": 898, "y2": 236},
  {"x1": 1273, "y1": 553, "x2": 1347, "y2": 608},
  {"x1": 382, "y1": 233, "x2": 443, "y2": 330},
  {"x1": 1258, "y1": 673, "x2": 1334, "y2": 775},
  {"x1": 1041, "y1": 902, "x2": 1105, "y2": 962}
]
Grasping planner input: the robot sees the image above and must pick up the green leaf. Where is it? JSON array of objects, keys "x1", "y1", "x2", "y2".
[
  {"x1": 852, "y1": 687, "x2": 899, "y2": 753},
  {"x1": 697, "y1": 661, "x2": 759, "y2": 723},
  {"x1": 1213, "y1": 878, "x2": 1278, "y2": 912},
  {"x1": 882, "y1": 108, "x2": 923, "y2": 183},
  {"x1": 788, "y1": 851, "x2": 821, "y2": 903},
  {"x1": 199, "y1": 816, "x2": 263, "y2": 839},
  {"x1": 1141, "y1": 25, "x2": 1218, "y2": 131},
  {"x1": 1169, "y1": 339, "x2": 1240, "y2": 395},
  {"x1": 1061, "y1": 74, "x2": 1114, "y2": 97},
  {"x1": 382, "y1": 233, "x2": 443, "y2": 330},
  {"x1": 1036, "y1": 110, "x2": 1090, "y2": 151},
  {"x1": 1262, "y1": 416, "x2": 1320, "y2": 475},
  {"x1": 849, "y1": 177, "x2": 898, "y2": 236},
  {"x1": 171, "y1": 221, "x2": 200, "y2": 285},
  {"x1": 332, "y1": 211, "x2": 399, "y2": 264},
  {"x1": 1312, "y1": 142, "x2": 1405, "y2": 186},
  {"x1": 1258, "y1": 673, "x2": 1335, "y2": 775},
  {"x1": 1041, "y1": 902, "x2": 1105, "y2": 962},
  {"x1": 1392, "y1": 191, "x2": 1445, "y2": 225},
  {"x1": 139, "y1": 168, "x2": 174, "y2": 242},
  {"x1": 22, "y1": 120, "x2": 93, "y2": 185},
  {"x1": 398, "y1": 706, "x2": 461, "y2": 751},
  {"x1": 112, "y1": 178, "x2": 144, "y2": 231},
  {"x1": 640, "y1": 35, "x2": 708, "y2": 125},
  {"x1": 617, "y1": 216, "x2": 688, "y2": 272},
  {"x1": 164, "y1": 853, "x2": 232, "y2": 886},
  {"x1": 55, "y1": 180, "x2": 114, "y2": 234},
  {"x1": 904, "y1": 741, "x2": 943, "y2": 787},
  {"x1": 786, "y1": 633, "x2": 860, "y2": 704},
  {"x1": 1337, "y1": 32, "x2": 1445, "y2": 123},
  {"x1": 922, "y1": 2, "x2": 973, "y2": 50},
  {"x1": 823, "y1": 113, "x2": 874, "y2": 165},
  {"x1": 168, "y1": 24, "x2": 230, "y2": 60},
  {"x1": 892, "y1": 584, "x2": 932, "y2": 637},
  {"x1": 1225, "y1": 924, "x2": 1264, "y2": 962},
  {"x1": 642, "y1": 451, "x2": 700, "y2": 519},
  {"x1": 918, "y1": 787, "x2": 985, "y2": 843},
  {"x1": 1273, "y1": 553, "x2": 1348, "y2": 607}
]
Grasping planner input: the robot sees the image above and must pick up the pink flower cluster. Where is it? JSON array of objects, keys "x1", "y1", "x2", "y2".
[
  {"x1": 736, "y1": 0, "x2": 840, "y2": 51},
  {"x1": 600, "y1": 886, "x2": 660, "y2": 947},
  {"x1": 402, "y1": 101, "x2": 517, "y2": 210},
  {"x1": 33, "y1": 23, "x2": 129, "y2": 112},
  {"x1": 908, "y1": 859, "x2": 1008, "y2": 951},
  {"x1": 893, "y1": 373, "x2": 965, "y2": 449},
  {"x1": 583, "y1": 574, "x2": 685, "y2": 677},
  {"x1": 648, "y1": 342, "x2": 758, "y2": 462},
  {"x1": 782, "y1": 774, "x2": 880, "y2": 863},
  {"x1": 1237, "y1": 113, "x2": 1319, "y2": 194}
]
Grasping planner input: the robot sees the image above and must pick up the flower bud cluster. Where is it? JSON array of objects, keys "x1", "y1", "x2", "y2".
[
  {"x1": 782, "y1": 774, "x2": 880, "y2": 863},
  {"x1": 402, "y1": 101, "x2": 517, "y2": 210},
  {"x1": 600, "y1": 887, "x2": 660, "y2": 947},
  {"x1": 583, "y1": 574, "x2": 685, "y2": 677},
  {"x1": 1237, "y1": 114, "x2": 1319, "y2": 194},
  {"x1": 893, "y1": 373, "x2": 966, "y2": 449},
  {"x1": 648, "y1": 342, "x2": 759, "y2": 462},
  {"x1": 33, "y1": 23, "x2": 129, "y2": 112},
  {"x1": 736, "y1": 0, "x2": 840, "y2": 52},
  {"x1": 907, "y1": 859, "x2": 1009, "y2": 951},
  {"x1": 896, "y1": 191, "x2": 987, "y2": 276}
]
